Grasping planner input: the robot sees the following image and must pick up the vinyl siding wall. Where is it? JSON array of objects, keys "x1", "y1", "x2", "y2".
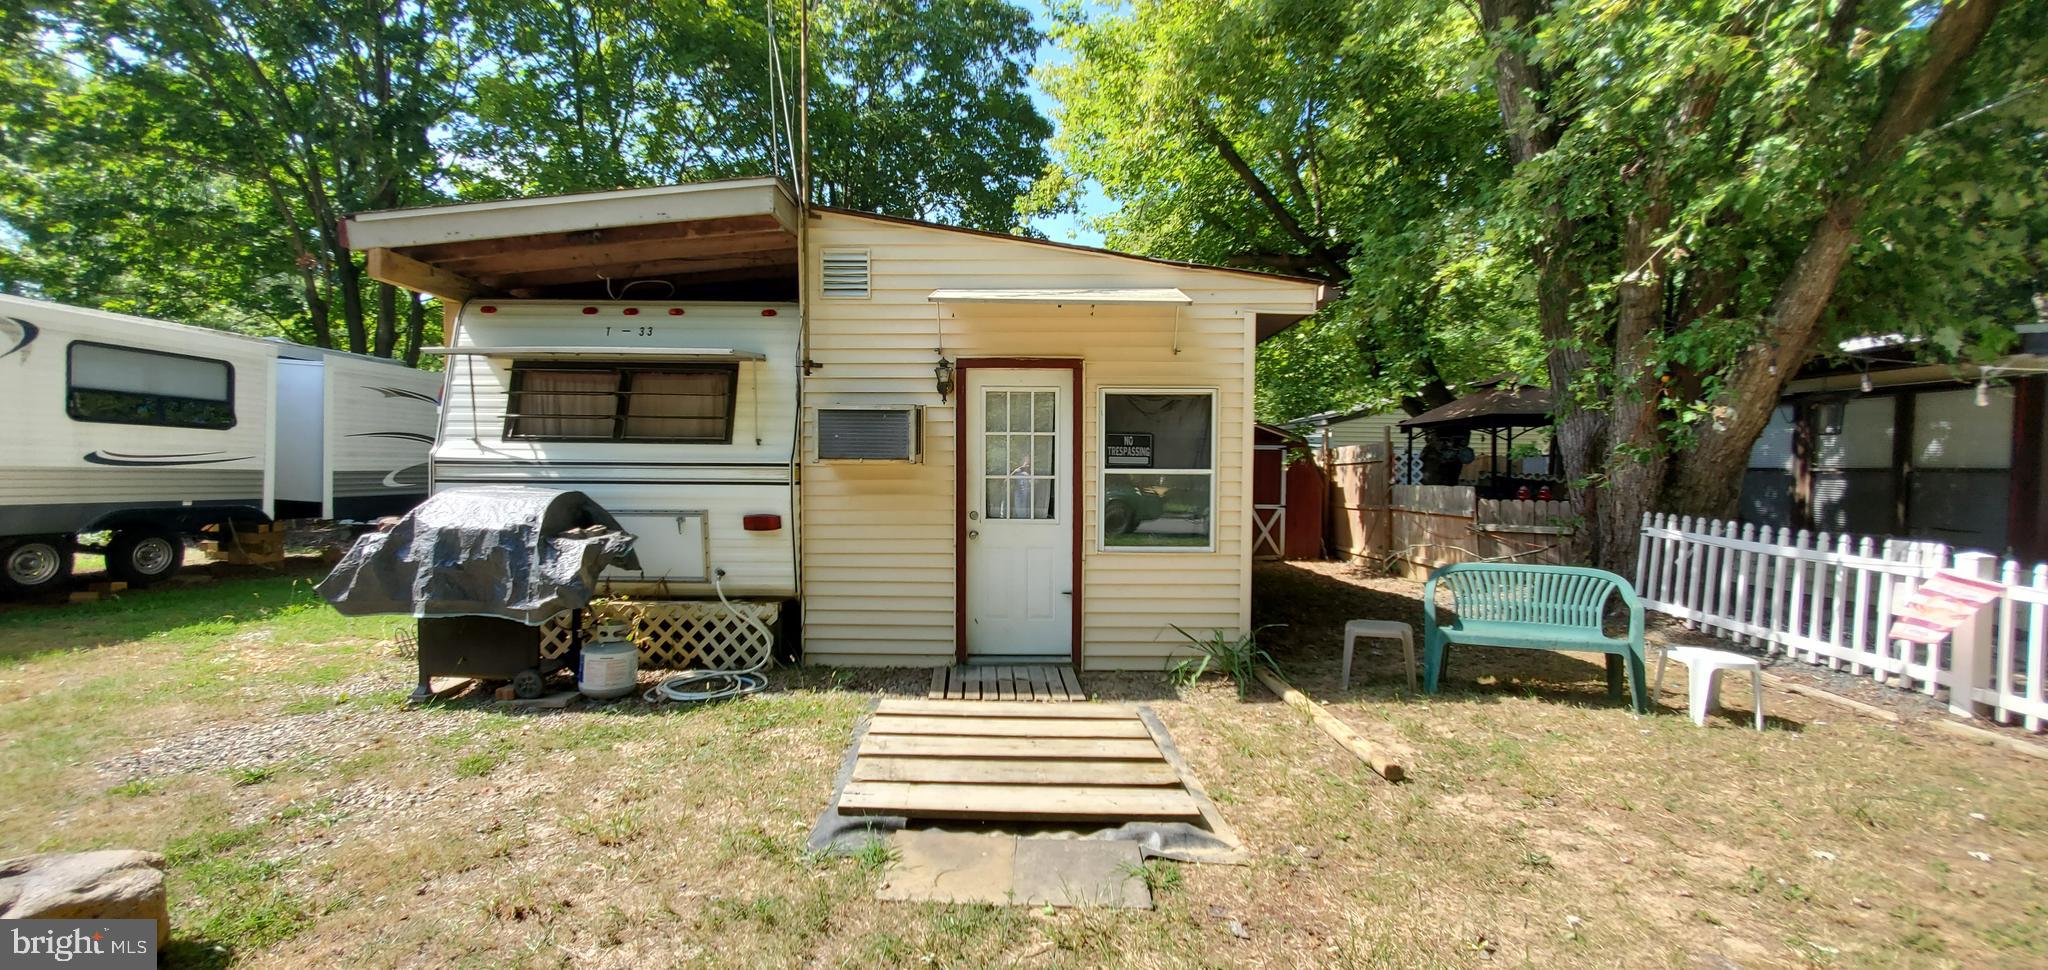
[{"x1": 800, "y1": 213, "x2": 1320, "y2": 669}]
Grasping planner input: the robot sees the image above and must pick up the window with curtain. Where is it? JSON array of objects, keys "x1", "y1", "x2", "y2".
[
  {"x1": 506, "y1": 363, "x2": 736, "y2": 442},
  {"x1": 67, "y1": 341, "x2": 235, "y2": 429},
  {"x1": 1101, "y1": 391, "x2": 1214, "y2": 550}
]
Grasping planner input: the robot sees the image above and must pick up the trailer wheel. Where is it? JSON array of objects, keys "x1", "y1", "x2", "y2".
[
  {"x1": 108, "y1": 527, "x2": 185, "y2": 587},
  {"x1": 0, "y1": 538, "x2": 71, "y2": 596},
  {"x1": 1104, "y1": 500, "x2": 1134, "y2": 536}
]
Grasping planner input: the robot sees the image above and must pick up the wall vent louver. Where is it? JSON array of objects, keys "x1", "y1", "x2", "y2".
[{"x1": 820, "y1": 250, "x2": 870, "y2": 299}]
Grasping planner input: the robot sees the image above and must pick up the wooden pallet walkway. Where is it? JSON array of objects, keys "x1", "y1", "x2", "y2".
[
  {"x1": 928, "y1": 664, "x2": 1083, "y2": 701},
  {"x1": 841, "y1": 699, "x2": 1201, "y2": 823}
]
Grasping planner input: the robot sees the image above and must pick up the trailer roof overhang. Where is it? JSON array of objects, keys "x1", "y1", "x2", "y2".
[
  {"x1": 344, "y1": 178, "x2": 800, "y2": 303},
  {"x1": 423, "y1": 346, "x2": 768, "y2": 362}
]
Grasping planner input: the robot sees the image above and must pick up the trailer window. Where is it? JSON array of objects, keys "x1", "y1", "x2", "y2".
[
  {"x1": 506, "y1": 363, "x2": 737, "y2": 443},
  {"x1": 66, "y1": 341, "x2": 235, "y2": 430}
]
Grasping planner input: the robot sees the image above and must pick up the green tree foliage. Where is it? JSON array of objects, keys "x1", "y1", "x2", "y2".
[
  {"x1": 1473, "y1": 0, "x2": 2045, "y2": 567},
  {"x1": 0, "y1": 41, "x2": 305, "y2": 334},
  {"x1": 1034, "y1": 0, "x2": 1546, "y2": 421},
  {"x1": 1, "y1": 0, "x2": 1049, "y2": 355},
  {"x1": 1045, "y1": 0, "x2": 2043, "y2": 570}
]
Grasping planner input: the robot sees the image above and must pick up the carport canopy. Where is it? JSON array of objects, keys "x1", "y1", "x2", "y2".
[{"x1": 343, "y1": 177, "x2": 800, "y2": 302}]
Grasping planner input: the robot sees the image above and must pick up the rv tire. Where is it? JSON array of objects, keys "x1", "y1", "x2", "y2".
[
  {"x1": 109, "y1": 527, "x2": 185, "y2": 587},
  {"x1": 0, "y1": 537, "x2": 72, "y2": 596}
]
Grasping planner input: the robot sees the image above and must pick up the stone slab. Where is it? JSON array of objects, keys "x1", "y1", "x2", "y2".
[
  {"x1": 1011, "y1": 838, "x2": 1151, "y2": 910},
  {"x1": 0, "y1": 850, "x2": 169, "y2": 946},
  {"x1": 876, "y1": 831, "x2": 1017, "y2": 905}
]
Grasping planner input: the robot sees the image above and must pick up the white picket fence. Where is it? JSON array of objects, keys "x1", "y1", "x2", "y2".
[{"x1": 1636, "y1": 513, "x2": 2048, "y2": 732}]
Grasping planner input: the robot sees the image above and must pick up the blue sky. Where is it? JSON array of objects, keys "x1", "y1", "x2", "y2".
[{"x1": 1020, "y1": 0, "x2": 1111, "y2": 246}]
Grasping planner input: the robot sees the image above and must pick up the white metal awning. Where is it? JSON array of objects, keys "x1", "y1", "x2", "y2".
[
  {"x1": 926, "y1": 287, "x2": 1192, "y2": 305},
  {"x1": 424, "y1": 346, "x2": 767, "y2": 361}
]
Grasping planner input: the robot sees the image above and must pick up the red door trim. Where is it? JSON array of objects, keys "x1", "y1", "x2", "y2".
[{"x1": 954, "y1": 358, "x2": 1085, "y2": 666}]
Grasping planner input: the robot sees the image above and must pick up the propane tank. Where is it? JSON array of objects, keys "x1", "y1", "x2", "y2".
[{"x1": 578, "y1": 621, "x2": 639, "y2": 699}]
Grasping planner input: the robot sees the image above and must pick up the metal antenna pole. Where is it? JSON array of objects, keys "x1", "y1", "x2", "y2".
[{"x1": 798, "y1": 0, "x2": 810, "y2": 209}]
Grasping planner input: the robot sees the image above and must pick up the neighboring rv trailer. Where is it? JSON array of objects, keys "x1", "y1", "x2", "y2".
[
  {"x1": 429, "y1": 299, "x2": 799, "y2": 606},
  {"x1": 0, "y1": 295, "x2": 441, "y2": 594}
]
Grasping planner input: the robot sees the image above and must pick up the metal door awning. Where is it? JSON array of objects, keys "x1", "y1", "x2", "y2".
[
  {"x1": 424, "y1": 346, "x2": 768, "y2": 361},
  {"x1": 926, "y1": 288, "x2": 1192, "y2": 306}
]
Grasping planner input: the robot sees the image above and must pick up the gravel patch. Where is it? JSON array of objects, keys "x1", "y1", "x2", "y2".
[{"x1": 93, "y1": 705, "x2": 462, "y2": 782}]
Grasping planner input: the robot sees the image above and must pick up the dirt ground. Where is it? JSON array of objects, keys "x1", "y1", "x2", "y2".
[{"x1": 0, "y1": 558, "x2": 2043, "y2": 968}]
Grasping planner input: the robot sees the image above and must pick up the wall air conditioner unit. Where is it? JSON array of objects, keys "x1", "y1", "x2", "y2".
[{"x1": 814, "y1": 405, "x2": 921, "y2": 463}]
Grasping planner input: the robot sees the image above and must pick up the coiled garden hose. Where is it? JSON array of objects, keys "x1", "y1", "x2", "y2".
[{"x1": 641, "y1": 568, "x2": 773, "y2": 704}]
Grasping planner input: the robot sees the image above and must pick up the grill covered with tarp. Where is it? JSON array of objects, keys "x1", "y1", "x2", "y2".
[{"x1": 316, "y1": 486, "x2": 639, "y2": 624}]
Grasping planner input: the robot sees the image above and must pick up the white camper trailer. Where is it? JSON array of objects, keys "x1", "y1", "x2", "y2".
[
  {"x1": 427, "y1": 300, "x2": 799, "y2": 603},
  {"x1": 0, "y1": 295, "x2": 441, "y2": 594}
]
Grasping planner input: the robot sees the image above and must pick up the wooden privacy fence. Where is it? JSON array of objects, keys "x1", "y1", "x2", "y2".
[
  {"x1": 1327, "y1": 444, "x2": 1574, "y2": 576},
  {"x1": 1637, "y1": 513, "x2": 2048, "y2": 732}
]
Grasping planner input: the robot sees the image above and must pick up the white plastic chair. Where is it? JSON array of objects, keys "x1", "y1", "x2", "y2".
[
  {"x1": 1342, "y1": 620, "x2": 1417, "y2": 692},
  {"x1": 1654, "y1": 646, "x2": 1765, "y2": 730}
]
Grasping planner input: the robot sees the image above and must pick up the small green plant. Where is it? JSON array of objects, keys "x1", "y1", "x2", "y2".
[
  {"x1": 108, "y1": 778, "x2": 161, "y2": 798},
  {"x1": 228, "y1": 765, "x2": 277, "y2": 787},
  {"x1": 1123, "y1": 859, "x2": 1183, "y2": 894},
  {"x1": 1169, "y1": 624, "x2": 1281, "y2": 699},
  {"x1": 851, "y1": 835, "x2": 897, "y2": 873},
  {"x1": 454, "y1": 751, "x2": 505, "y2": 778}
]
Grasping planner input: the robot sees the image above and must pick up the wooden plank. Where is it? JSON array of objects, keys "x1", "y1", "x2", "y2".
[
  {"x1": 365, "y1": 247, "x2": 493, "y2": 301},
  {"x1": 856, "y1": 736, "x2": 1162, "y2": 760},
  {"x1": 852, "y1": 757, "x2": 1183, "y2": 787},
  {"x1": 867, "y1": 715, "x2": 1152, "y2": 739},
  {"x1": 1058, "y1": 667, "x2": 1083, "y2": 700},
  {"x1": 1256, "y1": 669, "x2": 1409, "y2": 783},
  {"x1": 839, "y1": 782, "x2": 1202, "y2": 821},
  {"x1": 928, "y1": 667, "x2": 946, "y2": 700},
  {"x1": 875, "y1": 699, "x2": 1135, "y2": 719}
]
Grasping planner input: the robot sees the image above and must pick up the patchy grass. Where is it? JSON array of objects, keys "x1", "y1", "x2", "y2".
[{"x1": 0, "y1": 561, "x2": 2043, "y2": 967}]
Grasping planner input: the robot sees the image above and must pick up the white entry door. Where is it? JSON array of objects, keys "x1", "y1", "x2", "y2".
[{"x1": 966, "y1": 368, "x2": 1074, "y2": 660}]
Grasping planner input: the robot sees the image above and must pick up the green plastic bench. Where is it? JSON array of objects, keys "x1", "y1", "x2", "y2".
[{"x1": 1421, "y1": 563, "x2": 1649, "y2": 714}]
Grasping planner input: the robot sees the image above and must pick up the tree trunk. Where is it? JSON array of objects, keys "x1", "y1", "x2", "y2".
[
  {"x1": 337, "y1": 252, "x2": 367, "y2": 355},
  {"x1": 1477, "y1": 0, "x2": 1607, "y2": 561},
  {"x1": 403, "y1": 292, "x2": 426, "y2": 367},
  {"x1": 373, "y1": 281, "x2": 398, "y2": 358}
]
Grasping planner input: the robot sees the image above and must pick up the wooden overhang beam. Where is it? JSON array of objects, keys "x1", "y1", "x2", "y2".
[
  {"x1": 365, "y1": 247, "x2": 498, "y2": 302},
  {"x1": 480, "y1": 251, "x2": 797, "y2": 290},
  {"x1": 400, "y1": 214, "x2": 788, "y2": 267},
  {"x1": 443, "y1": 229, "x2": 796, "y2": 278}
]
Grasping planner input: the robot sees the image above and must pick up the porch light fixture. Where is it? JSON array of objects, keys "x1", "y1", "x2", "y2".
[{"x1": 934, "y1": 357, "x2": 955, "y2": 403}]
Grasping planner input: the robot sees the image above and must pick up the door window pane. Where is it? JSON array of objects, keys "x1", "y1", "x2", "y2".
[
  {"x1": 985, "y1": 390, "x2": 1007, "y2": 432},
  {"x1": 1033, "y1": 390, "x2": 1056, "y2": 432},
  {"x1": 986, "y1": 435, "x2": 1008, "y2": 474},
  {"x1": 1009, "y1": 391, "x2": 1033, "y2": 431},
  {"x1": 985, "y1": 479, "x2": 1009, "y2": 520},
  {"x1": 1033, "y1": 436, "x2": 1054, "y2": 476}
]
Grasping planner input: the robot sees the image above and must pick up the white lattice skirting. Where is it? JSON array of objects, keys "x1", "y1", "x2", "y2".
[{"x1": 539, "y1": 600, "x2": 779, "y2": 671}]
